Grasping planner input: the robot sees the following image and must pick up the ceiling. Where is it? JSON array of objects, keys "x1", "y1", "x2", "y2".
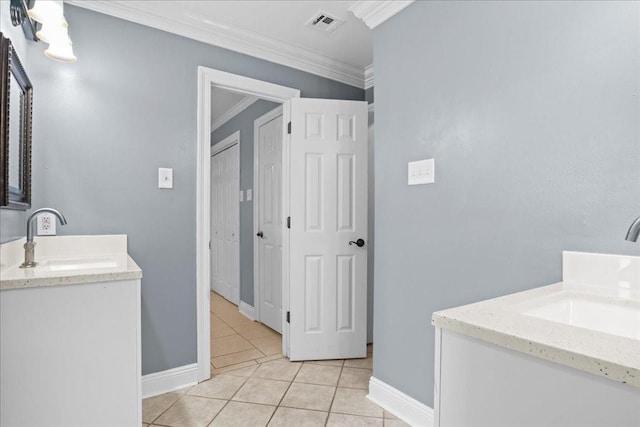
[
  {"x1": 211, "y1": 87, "x2": 258, "y2": 130},
  {"x1": 69, "y1": 1, "x2": 379, "y2": 88},
  {"x1": 211, "y1": 88, "x2": 244, "y2": 124}
]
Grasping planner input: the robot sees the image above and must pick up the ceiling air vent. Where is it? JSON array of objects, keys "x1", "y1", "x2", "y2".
[{"x1": 305, "y1": 11, "x2": 344, "y2": 33}]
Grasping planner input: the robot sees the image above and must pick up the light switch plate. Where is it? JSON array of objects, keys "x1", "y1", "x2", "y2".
[
  {"x1": 37, "y1": 213, "x2": 56, "y2": 236},
  {"x1": 408, "y1": 159, "x2": 435, "y2": 185},
  {"x1": 247, "y1": 189, "x2": 252, "y2": 201},
  {"x1": 158, "y1": 168, "x2": 173, "y2": 189}
]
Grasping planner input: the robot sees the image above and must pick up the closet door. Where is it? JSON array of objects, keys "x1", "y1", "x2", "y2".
[{"x1": 211, "y1": 140, "x2": 240, "y2": 305}]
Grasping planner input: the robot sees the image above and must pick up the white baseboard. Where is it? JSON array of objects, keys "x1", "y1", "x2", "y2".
[
  {"x1": 368, "y1": 376, "x2": 434, "y2": 427},
  {"x1": 239, "y1": 301, "x2": 256, "y2": 321},
  {"x1": 142, "y1": 363, "x2": 199, "y2": 399}
]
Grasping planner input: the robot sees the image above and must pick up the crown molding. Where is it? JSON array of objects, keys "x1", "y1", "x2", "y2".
[
  {"x1": 349, "y1": 0, "x2": 414, "y2": 29},
  {"x1": 364, "y1": 64, "x2": 374, "y2": 89},
  {"x1": 68, "y1": 1, "x2": 367, "y2": 88},
  {"x1": 211, "y1": 96, "x2": 258, "y2": 132}
]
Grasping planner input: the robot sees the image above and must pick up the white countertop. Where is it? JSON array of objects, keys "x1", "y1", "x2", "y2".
[
  {"x1": 0, "y1": 235, "x2": 142, "y2": 290},
  {"x1": 432, "y1": 251, "x2": 640, "y2": 388}
]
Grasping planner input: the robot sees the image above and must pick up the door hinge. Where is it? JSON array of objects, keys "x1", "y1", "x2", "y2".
[
  {"x1": 287, "y1": 216, "x2": 291, "y2": 229},
  {"x1": 286, "y1": 311, "x2": 290, "y2": 323},
  {"x1": 208, "y1": 241, "x2": 211, "y2": 250},
  {"x1": 287, "y1": 121, "x2": 291, "y2": 134}
]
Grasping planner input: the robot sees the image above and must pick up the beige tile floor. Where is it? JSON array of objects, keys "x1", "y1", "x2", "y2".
[{"x1": 141, "y1": 292, "x2": 408, "y2": 426}]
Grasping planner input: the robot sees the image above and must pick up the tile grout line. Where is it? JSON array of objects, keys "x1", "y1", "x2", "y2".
[
  {"x1": 211, "y1": 296, "x2": 282, "y2": 367},
  {"x1": 324, "y1": 361, "x2": 345, "y2": 426},
  {"x1": 211, "y1": 346, "x2": 267, "y2": 364},
  {"x1": 210, "y1": 316, "x2": 268, "y2": 368},
  {"x1": 147, "y1": 391, "x2": 187, "y2": 426},
  {"x1": 263, "y1": 362, "x2": 301, "y2": 425},
  {"x1": 204, "y1": 373, "x2": 252, "y2": 426}
]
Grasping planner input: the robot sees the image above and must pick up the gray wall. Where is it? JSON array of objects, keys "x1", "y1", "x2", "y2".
[
  {"x1": 365, "y1": 87, "x2": 374, "y2": 104},
  {"x1": 21, "y1": 5, "x2": 363, "y2": 375},
  {"x1": 211, "y1": 99, "x2": 279, "y2": 306},
  {"x1": 373, "y1": 0, "x2": 640, "y2": 407}
]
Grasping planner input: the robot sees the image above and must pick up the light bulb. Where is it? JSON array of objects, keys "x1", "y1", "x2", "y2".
[
  {"x1": 28, "y1": 0, "x2": 64, "y2": 24},
  {"x1": 45, "y1": 40, "x2": 77, "y2": 63},
  {"x1": 35, "y1": 18, "x2": 69, "y2": 44}
]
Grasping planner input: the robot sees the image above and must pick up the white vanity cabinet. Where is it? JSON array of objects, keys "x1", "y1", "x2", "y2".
[
  {"x1": 434, "y1": 328, "x2": 640, "y2": 427},
  {"x1": 0, "y1": 235, "x2": 142, "y2": 427},
  {"x1": 0, "y1": 279, "x2": 141, "y2": 427},
  {"x1": 432, "y1": 251, "x2": 640, "y2": 427}
]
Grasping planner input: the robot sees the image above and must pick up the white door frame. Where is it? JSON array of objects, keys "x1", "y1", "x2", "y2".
[
  {"x1": 196, "y1": 66, "x2": 300, "y2": 382},
  {"x1": 252, "y1": 105, "x2": 284, "y2": 326},
  {"x1": 211, "y1": 131, "x2": 240, "y2": 306}
]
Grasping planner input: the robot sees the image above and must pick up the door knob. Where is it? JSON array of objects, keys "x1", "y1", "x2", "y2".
[
  {"x1": 349, "y1": 239, "x2": 365, "y2": 247},
  {"x1": 256, "y1": 231, "x2": 264, "y2": 238}
]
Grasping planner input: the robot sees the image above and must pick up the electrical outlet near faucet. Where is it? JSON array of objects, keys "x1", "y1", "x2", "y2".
[
  {"x1": 408, "y1": 158, "x2": 435, "y2": 185},
  {"x1": 37, "y1": 213, "x2": 57, "y2": 236}
]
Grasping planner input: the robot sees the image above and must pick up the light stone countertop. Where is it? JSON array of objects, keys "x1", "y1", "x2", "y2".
[
  {"x1": 0, "y1": 235, "x2": 142, "y2": 290},
  {"x1": 433, "y1": 252, "x2": 640, "y2": 388}
]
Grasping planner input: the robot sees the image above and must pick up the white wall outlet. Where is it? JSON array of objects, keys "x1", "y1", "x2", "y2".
[
  {"x1": 158, "y1": 168, "x2": 173, "y2": 189},
  {"x1": 37, "y1": 213, "x2": 56, "y2": 236},
  {"x1": 408, "y1": 158, "x2": 435, "y2": 185},
  {"x1": 239, "y1": 190, "x2": 244, "y2": 202},
  {"x1": 247, "y1": 189, "x2": 252, "y2": 201}
]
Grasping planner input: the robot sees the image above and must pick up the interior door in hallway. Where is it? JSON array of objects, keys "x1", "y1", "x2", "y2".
[
  {"x1": 255, "y1": 107, "x2": 283, "y2": 333},
  {"x1": 211, "y1": 137, "x2": 240, "y2": 305},
  {"x1": 286, "y1": 98, "x2": 368, "y2": 360}
]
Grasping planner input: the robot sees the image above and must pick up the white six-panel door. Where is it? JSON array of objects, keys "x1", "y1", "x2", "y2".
[
  {"x1": 211, "y1": 137, "x2": 240, "y2": 305},
  {"x1": 256, "y1": 108, "x2": 284, "y2": 333},
  {"x1": 286, "y1": 98, "x2": 368, "y2": 361}
]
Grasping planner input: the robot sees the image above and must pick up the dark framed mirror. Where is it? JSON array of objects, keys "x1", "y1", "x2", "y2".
[{"x1": 1, "y1": 32, "x2": 33, "y2": 210}]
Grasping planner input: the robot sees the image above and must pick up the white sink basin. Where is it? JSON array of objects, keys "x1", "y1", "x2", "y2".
[
  {"x1": 42, "y1": 258, "x2": 119, "y2": 272},
  {"x1": 521, "y1": 292, "x2": 640, "y2": 340}
]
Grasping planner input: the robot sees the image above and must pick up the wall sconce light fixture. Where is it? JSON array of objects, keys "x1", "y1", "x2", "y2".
[
  {"x1": 10, "y1": 0, "x2": 38, "y2": 40},
  {"x1": 10, "y1": 0, "x2": 77, "y2": 63}
]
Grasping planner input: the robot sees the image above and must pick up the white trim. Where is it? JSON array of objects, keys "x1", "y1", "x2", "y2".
[
  {"x1": 141, "y1": 363, "x2": 198, "y2": 399},
  {"x1": 368, "y1": 376, "x2": 434, "y2": 427},
  {"x1": 349, "y1": 1, "x2": 415, "y2": 29},
  {"x1": 364, "y1": 64, "x2": 374, "y2": 89},
  {"x1": 211, "y1": 130, "x2": 240, "y2": 157},
  {"x1": 135, "y1": 279, "x2": 142, "y2": 426},
  {"x1": 281, "y1": 102, "x2": 293, "y2": 358},
  {"x1": 253, "y1": 105, "x2": 284, "y2": 328},
  {"x1": 239, "y1": 301, "x2": 256, "y2": 321},
  {"x1": 196, "y1": 68, "x2": 211, "y2": 384},
  {"x1": 211, "y1": 96, "x2": 259, "y2": 132},
  {"x1": 434, "y1": 327, "x2": 442, "y2": 427},
  {"x1": 197, "y1": 66, "x2": 300, "y2": 384},
  {"x1": 68, "y1": 1, "x2": 366, "y2": 89}
]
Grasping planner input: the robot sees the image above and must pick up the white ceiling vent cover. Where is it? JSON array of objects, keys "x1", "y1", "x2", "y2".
[{"x1": 305, "y1": 12, "x2": 344, "y2": 33}]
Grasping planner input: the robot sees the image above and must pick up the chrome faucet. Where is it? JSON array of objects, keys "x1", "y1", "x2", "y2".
[
  {"x1": 625, "y1": 215, "x2": 640, "y2": 242},
  {"x1": 20, "y1": 208, "x2": 68, "y2": 268}
]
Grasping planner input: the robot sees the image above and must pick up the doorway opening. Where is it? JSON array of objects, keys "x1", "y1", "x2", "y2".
[
  {"x1": 196, "y1": 67, "x2": 300, "y2": 382},
  {"x1": 197, "y1": 66, "x2": 373, "y2": 384},
  {"x1": 208, "y1": 85, "x2": 286, "y2": 372}
]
